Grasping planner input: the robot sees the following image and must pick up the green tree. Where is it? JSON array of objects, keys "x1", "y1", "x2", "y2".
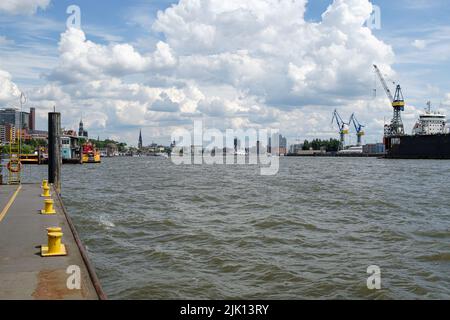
[
  {"x1": 22, "y1": 144, "x2": 35, "y2": 154},
  {"x1": 302, "y1": 140, "x2": 310, "y2": 150},
  {"x1": 301, "y1": 138, "x2": 340, "y2": 152}
]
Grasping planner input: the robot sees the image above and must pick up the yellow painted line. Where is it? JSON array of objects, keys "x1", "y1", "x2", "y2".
[{"x1": 0, "y1": 185, "x2": 22, "y2": 223}]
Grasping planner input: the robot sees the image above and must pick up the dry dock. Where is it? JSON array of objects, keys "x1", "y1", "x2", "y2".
[{"x1": 0, "y1": 183, "x2": 105, "y2": 300}]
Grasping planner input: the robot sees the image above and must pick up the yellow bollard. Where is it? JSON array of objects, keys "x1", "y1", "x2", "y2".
[
  {"x1": 41, "y1": 179, "x2": 49, "y2": 189},
  {"x1": 46, "y1": 227, "x2": 62, "y2": 234},
  {"x1": 41, "y1": 185, "x2": 51, "y2": 198},
  {"x1": 41, "y1": 231, "x2": 67, "y2": 257},
  {"x1": 41, "y1": 199, "x2": 56, "y2": 215}
]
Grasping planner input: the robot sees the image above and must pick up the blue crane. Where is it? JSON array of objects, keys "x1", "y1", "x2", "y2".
[
  {"x1": 349, "y1": 114, "x2": 365, "y2": 146},
  {"x1": 332, "y1": 109, "x2": 350, "y2": 151}
]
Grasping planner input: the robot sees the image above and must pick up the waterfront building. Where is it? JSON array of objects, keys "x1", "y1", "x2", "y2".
[
  {"x1": 29, "y1": 108, "x2": 36, "y2": 131},
  {"x1": 269, "y1": 134, "x2": 288, "y2": 156},
  {"x1": 0, "y1": 108, "x2": 20, "y2": 128},
  {"x1": 0, "y1": 124, "x2": 16, "y2": 143},
  {"x1": 78, "y1": 118, "x2": 89, "y2": 138},
  {"x1": 363, "y1": 143, "x2": 386, "y2": 155},
  {"x1": 0, "y1": 108, "x2": 31, "y2": 130},
  {"x1": 61, "y1": 134, "x2": 82, "y2": 161},
  {"x1": 289, "y1": 143, "x2": 304, "y2": 155},
  {"x1": 29, "y1": 130, "x2": 48, "y2": 141}
]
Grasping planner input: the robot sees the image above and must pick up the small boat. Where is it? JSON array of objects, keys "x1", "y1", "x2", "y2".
[{"x1": 82, "y1": 142, "x2": 101, "y2": 164}]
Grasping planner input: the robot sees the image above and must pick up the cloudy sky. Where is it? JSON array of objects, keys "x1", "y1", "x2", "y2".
[{"x1": 1, "y1": 0, "x2": 449, "y2": 146}]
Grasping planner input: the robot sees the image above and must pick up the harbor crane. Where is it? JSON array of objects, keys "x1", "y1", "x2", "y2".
[
  {"x1": 373, "y1": 64, "x2": 405, "y2": 136},
  {"x1": 349, "y1": 114, "x2": 365, "y2": 146},
  {"x1": 332, "y1": 109, "x2": 350, "y2": 150}
]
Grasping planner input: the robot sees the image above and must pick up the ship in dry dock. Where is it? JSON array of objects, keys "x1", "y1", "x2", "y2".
[
  {"x1": 385, "y1": 103, "x2": 450, "y2": 159},
  {"x1": 374, "y1": 65, "x2": 450, "y2": 159}
]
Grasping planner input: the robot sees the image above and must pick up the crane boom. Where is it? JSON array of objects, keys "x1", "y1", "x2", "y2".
[
  {"x1": 332, "y1": 109, "x2": 350, "y2": 150},
  {"x1": 349, "y1": 114, "x2": 365, "y2": 134},
  {"x1": 373, "y1": 64, "x2": 405, "y2": 136},
  {"x1": 349, "y1": 113, "x2": 365, "y2": 146},
  {"x1": 332, "y1": 109, "x2": 348, "y2": 131},
  {"x1": 332, "y1": 110, "x2": 341, "y2": 127},
  {"x1": 373, "y1": 64, "x2": 394, "y2": 103}
]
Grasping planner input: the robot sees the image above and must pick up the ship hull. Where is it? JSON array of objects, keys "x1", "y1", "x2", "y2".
[
  {"x1": 385, "y1": 134, "x2": 450, "y2": 159},
  {"x1": 82, "y1": 153, "x2": 101, "y2": 163}
]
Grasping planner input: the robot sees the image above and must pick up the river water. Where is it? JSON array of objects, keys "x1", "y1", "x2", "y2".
[{"x1": 22, "y1": 157, "x2": 450, "y2": 299}]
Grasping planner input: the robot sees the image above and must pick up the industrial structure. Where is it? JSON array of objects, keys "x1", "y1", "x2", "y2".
[
  {"x1": 373, "y1": 64, "x2": 405, "y2": 136},
  {"x1": 349, "y1": 114, "x2": 365, "y2": 146},
  {"x1": 5, "y1": 130, "x2": 21, "y2": 185},
  {"x1": 331, "y1": 109, "x2": 350, "y2": 150}
]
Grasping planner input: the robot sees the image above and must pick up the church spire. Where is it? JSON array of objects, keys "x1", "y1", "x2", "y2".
[
  {"x1": 138, "y1": 129, "x2": 143, "y2": 149},
  {"x1": 78, "y1": 115, "x2": 84, "y2": 137}
]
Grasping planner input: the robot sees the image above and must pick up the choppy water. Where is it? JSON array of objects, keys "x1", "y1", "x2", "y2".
[{"x1": 23, "y1": 157, "x2": 450, "y2": 299}]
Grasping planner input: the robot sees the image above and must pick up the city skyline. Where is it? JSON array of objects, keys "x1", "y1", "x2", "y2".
[{"x1": 1, "y1": 0, "x2": 450, "y2": 146}]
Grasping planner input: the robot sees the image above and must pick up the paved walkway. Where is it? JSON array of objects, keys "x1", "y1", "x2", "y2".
[{"x1": 0, "y1": 184, "x2": 100, "y2": 300}]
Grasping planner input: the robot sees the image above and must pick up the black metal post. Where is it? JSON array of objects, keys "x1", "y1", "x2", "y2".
[{"x1": 48, "y1": 112, "x2": 61, "y2": 194}]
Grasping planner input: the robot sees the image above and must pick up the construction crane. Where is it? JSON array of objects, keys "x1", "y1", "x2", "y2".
[
  {"x1": 373, "y1": 64, "x2": 405, "y2": 136},
  {"x1": 349, "y1": 114, "x2": 365, "y2": 146},
  {"x1": 332, "y1": 109, "x2": 350, "y2": 151}
]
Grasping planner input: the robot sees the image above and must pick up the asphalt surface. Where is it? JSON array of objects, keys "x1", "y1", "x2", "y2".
[{"x1": 0, "y1": 184, "x2": 99, "y2": 300}]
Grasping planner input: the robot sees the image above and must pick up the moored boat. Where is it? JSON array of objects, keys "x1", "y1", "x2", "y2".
[
  {"x1": 82, "y1": 142, "x2": 101, "y2": 163},
  {"x1": 385, "y1": 103, "x2": 450, "y2": 159}
]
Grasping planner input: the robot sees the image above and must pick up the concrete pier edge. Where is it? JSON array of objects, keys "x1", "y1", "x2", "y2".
[
  {"x1": 53, "y1": 185, "x2": 107, "y2": 300},
  {"x1": 0, "y1": 183, "x2": 106, "y2": 300}
]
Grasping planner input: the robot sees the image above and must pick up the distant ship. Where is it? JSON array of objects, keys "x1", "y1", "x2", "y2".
[
  {"x1": 338, "y1": 146, "x2": 363, "y2": 155},
  {"x1": 385, "y1": 104, "x2": 450, "y2": 159}
]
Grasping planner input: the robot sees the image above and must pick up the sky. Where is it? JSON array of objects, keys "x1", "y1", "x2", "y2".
[{"x1": 1, "y1": 0, "x2": 450, "y2": 147}]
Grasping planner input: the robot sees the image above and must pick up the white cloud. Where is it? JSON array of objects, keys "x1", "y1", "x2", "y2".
[
  {"x1": 151, "y1": 92, "x2": 181, "y2": 113},
  {"x1": 48, "y1": 28, "x2": 177, "y2": 83},
  {"x1": 0, "y1": 35, "x2": 14, "y2": 46},
  {"x1": 31, "y1": 0, "x2": 398, "y2": 145},
  {"x1": 0, "y1": 69, "x2": 21, "y2": 104},
  {"x1": 0, "y1": 0, "x2": 50, "y2": 15},
  {"x1": 152, "y1": 0, "x2": 394, "y2": 108},
  {"x1": 412, "y1": 39, "x2": 427, "y2": 49},
  {"x1": 29, "y1": 83, "x2": 70, "y2": 102}
]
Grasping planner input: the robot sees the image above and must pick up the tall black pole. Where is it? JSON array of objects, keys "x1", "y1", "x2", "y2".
[{"x1": 48, "y1": 112, "x2": 61, "y2": 194}]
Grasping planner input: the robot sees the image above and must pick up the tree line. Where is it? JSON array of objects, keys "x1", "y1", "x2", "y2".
[{"x1": 302, "y1": 138, "x2": 341, "y2": 152}]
